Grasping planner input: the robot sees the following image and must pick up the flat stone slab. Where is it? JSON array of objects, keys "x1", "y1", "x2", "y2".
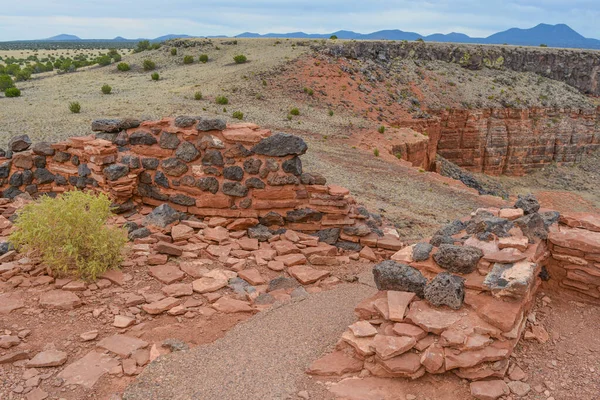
[
  {"x1": 212, "y1": 297, "x2": 254, "y2": 313},
  {"x1": 405, "y1": 300, "x2": 462, "y2": 335},
  {"x1": 97, "y1": 334, "x2": 148, "y2": 357},
  {"x1": 0, "y1": 293, "x2": 25, "y2": 314},
  {"x1": 58, "y1": 350, "x2": 120, "y2": 389},
  {"x1": 387, "y1": 291, "x2": 416, "y2": 322},
  {"x1": 148, "y1": 264, "x2": 185, "y2": 284},
  {"x1": 470, "y1": 380, "x2": 510, "y2": 400},
  {"x1": 307, "y1": 350, "x2": 364, "y2": 376},
  {"x1": 26, "y1": 350, "x2": 68, "y2": 367},
  {"x1": 288, "y1": 265, "x2": 330, "y2": 284},
  {"x1": 142, "y1": 296, "x2": 181, "y2": 314},
  {"x1": 39, "y1": 290, "x2": 82, "y2": 310}
]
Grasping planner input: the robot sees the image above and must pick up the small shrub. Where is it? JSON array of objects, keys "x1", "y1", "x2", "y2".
[
  {"x1": 117, "y1": 62, "x2": 130, "y2": 71},
  {"x1": 69, "y1": 102, "x2": 81, "y2": 113},
  {"x1": 290, "y1": 107, "x2": 300, "y2": 116},
  {"x1": 183, "y1": 55, "x2": 194, "y2": 64},
  {"x1": 374, "y1": 148, "x2": 380, "y2": 157},
  {"x1": 233, "y1": 54, "x2": 247, "y2": 64},
  {"x1": 378, "y1": 125, "x2": 385, "y2": 134},
  {"x1": 262, "y1": 79, "x2": 267, "y2": 86},
  {"x1": 171, "y1": 48, "x2": 177, "y2": 56},
  {"x1": 328, "y1": 110, "x2": 334, "y2": 116},
  {"x1": 232, "y1": 111, "x2": 244, "y2": 120},
  {"x1": 9, "y1": 191, "x2": 128, "y2": 280},
  {"x1": 0, "y1": 74, "x2": 15, "y2": 91},
  {"x1": 330, "y1": 35, "x2": 338, "y2": 40},
  {"x1": 151, "y1": 72, "x2": 160, "y2": 81},
  {"x1": 199, "y1": 54, "x2": 208, "y2": 63},
  {"x1": 540, "y1": 44, "x2": 548, "y2": 47},
  {"x1": 303, "y1": 87, "x2": 314, "y2": 96},
  {"x1": 4, "y1": 87, "x2": 21, "y2": 97},
  {"x1": 216, "y1": 95, "x2": 228, "y2": 105},
  {"x1": 96, "y1": 55, "x2": 111, "y2": 66},
  {"x1": 194, "y1": 91, "x2": 203, "y2": 100},
  {"x1": 143, "y1": 59, "x2": 156, "y2": 71},
  {"x1": 101, "y1": 84, "x2": 112, "y2": 94}
]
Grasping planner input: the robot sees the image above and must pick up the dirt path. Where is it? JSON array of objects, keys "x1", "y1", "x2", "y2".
[{"x1": 123, "y1": 283, "x2": 377, "y2": 400}]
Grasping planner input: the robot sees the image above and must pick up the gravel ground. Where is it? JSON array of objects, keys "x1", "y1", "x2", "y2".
[{"x1": 123, "y1": 283, "x2": 377, "y2": 400}]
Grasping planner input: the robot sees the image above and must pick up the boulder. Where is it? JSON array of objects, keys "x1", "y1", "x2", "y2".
[
  {"x1": 248, "y1": 225, "x2": 273, "y2": 242},
  {"x1": 412, "y1": 242, "x2": 433, "y2": 261},
  {"x1": 514, "y1": 213, "x2": 548, "y2": 242},
  {"x1": 8, "y1": 135, "x2": 32, "y2": 152},
  {"x1": 467, "y1": 215, "x2": 513, "y2": 238},
  {"x1": 251, "y1": 133, "x2": 308, "y2": 157},
  {"x1": 433, "y1": 245, "x2": 483, "y2": 274},
  {"x1": 515, "y1": 193, "x2": 540, "y2": 215},
  {"x1": 424, "y1": 272, "x2": 465, "y2": 309},
  {"x1": 372, "y1": 260, "x2": 427, "y2": 297},
  {"x1": 196, "y1": 118, "x2": 226, "y2": 131},
  {"x1": 103, "y1": 164, "x2": 129, "y2": 181},
  {"x1": 174, "y1": 116, "x2": 197, "y2": 128},
  {"x1": 282, "y1": 156, "x2": 303, "y2": 176},
  {"x1": 91, "y1": 118, "x2": 140, "y2": 132},
  {"x1": 144, "y1": 204, "x2": 180, "y2": 228},
  {"x1": 31, "y1": 142, "x2": 55, "y2": 156}
]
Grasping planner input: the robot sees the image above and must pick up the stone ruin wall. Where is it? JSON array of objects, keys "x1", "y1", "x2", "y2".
[{"x1": 0, "y1": 117, "x2": 404, "y2": 251}]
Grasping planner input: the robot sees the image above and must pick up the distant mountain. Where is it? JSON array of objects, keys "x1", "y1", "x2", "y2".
[
  {"x1": 25, "y1": 24, "x2": 600, "y2": 50},
  {"x1": 46, "y1": 34, "x2": 81, "y2": 41}
]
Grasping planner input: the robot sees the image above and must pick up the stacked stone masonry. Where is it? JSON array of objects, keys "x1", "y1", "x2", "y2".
[{"x1": 0, "y1": 117, "x2": 403, "y2": 250}]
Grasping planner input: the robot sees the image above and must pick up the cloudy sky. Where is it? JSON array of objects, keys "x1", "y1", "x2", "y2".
[{"x1": 1, "y1": 0, "x2": 599, "y2": 41}]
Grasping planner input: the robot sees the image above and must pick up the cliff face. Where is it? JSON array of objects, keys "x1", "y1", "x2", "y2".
[
  {"x1": 430, "y1": 107, "x2": 600, "y2": 175},
  {"x1": 322, "y1": 41, "x2": 600, "y2": 96}
]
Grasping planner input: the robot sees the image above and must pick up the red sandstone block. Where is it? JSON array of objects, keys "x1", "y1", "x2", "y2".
[
  {"x1": 222, "y1": 127, "x2": 271, "y2": 143},
  {"x1": 130, "y1": 145, "x2": 172, "y2": 158},
  {"x1": 195, "y1": 194, "x2": 232, "y2": 209},
  {"x1": 253, "y1": 200, "x2": 300, "y2": 210},
  {"x1": 252, "y1": 188, "x2": 297, "y2": 200},
  {"x1": 188, "y1": 208, "x2": 258, "y2": 219}
]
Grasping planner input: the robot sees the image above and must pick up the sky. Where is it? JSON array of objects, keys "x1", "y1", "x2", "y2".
[{"x1": 1, "y1": 0, "x2": 600, "y2": 41}]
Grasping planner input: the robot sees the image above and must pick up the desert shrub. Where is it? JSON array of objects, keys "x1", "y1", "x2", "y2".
[
  {"x1": 15, "y1": 68, "x2": 32, "y2": 82},
  {"x1": 328, "y1": 110, "x2": 334, "y2": 116},
  {"x1": 199, "y1": 54, "x2": 209, "y2": 63},
  {"x1": 0, "y1": 75, "x2": 14, "y2": 91},
  {"x1": 540, "y1": 44, "x2": 548, "y2": 47},
  {"x1": 112, "y1": 53, "x2": 122, "y2": 62},
  {"x1": 183, "y1": 55, "x2": 194, "y2": 64},
  {"x1": 232, "y1": 111, "x2": 244, "y2": 120},
  {"x1": 171, "y1": 48, "x2": 177, "y2": 56},
  {"x1": 5, "y1": 87, "x2": 21, "y2": 97},
  {"x1": 151, "y1": 72, "x2": 160, "y2": 81},
  {"x1": 194, "y1": 91, "x2": 203, "y2": 100},
  {"x1": 143, "y1": 59, "x2": 156, "y2": 71},
  {"x1": 96, "y1": 55, "x2": 111, "y2": 66},
  {"x1": 151, "y1": 43, "x2": 161, "y2": 50},
  {"x1": 134, "y1": 40, "x2": 151, "y2": 53},
  {"x1": 216, "y1": 95, "x2": 228, "y2": 105},
  {"x1": 101, "y1": 84, "x2": 112, "y2": 94},
  {"x1": 69, "y1": 101, "x2": 81, "y2": 113},
  {"x1": 330, "y1": 35, "x2": 338, "y2": 40},
  {"x1": 378, "y1": 125, "x2": 385, "y2": 134},
  {"x1": 303, "y1": 87, "x2": 314, "y2": 96},
  {"x1": 117, "y1": 62, "x2": 130, "y2": 71},
  {"x1": 9, "y1": 191, "x2": 128, "y2": 280},
  {"x1": 233, "y1": 54, "x2": 247, "y2": 64},
  {"x1": 290, "y1": 107, "x2": 300, "y2": 116},
  {"x1": 374, "y1": 148, "x2": 380, "y2": 157}
]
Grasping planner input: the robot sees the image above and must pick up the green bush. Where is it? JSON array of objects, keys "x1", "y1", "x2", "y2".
[
  {"x1": 183, "y1": 55, "x2": 194, "y2": 64},
  {"x1": 96, "y1": 55, "x2": 111, "y2": 66},
  {"x1": 101, "y1": 84, "x2": 112, "y2": 94},
  {"x1": 9, "y1": 191, "x2": 128, "y2": 280},
  {"x1": 112, "y1": 53, "x2": 122, "y2": 62},
  {"x1": 15, "y1": 68, "x2": 32, "y2": 82},
  {"x1": 194, "y1": 91, "x2": 203, "y2": 100},
  {"x1": 330, "y1": 35, "x2": 338, "y2": 40},
  {"x1": 117, "y1": 62, "x2": 130, "y2": 71},
  {"x1": 134, "y1": 40, "x2": 151, "y2": 53},
  {"x1": 151, "y1": 72, "x2": 160, "y2": 81},
  {"x1": 143, "y1": 59, "x2": 156, "y2": 71},
  {"x1": 5, "y1": 87, "x2": 21, "y2": 97},
  {"x1": 303, "y1": 87, "x2": 314, "y2": 96},
  {"x1": 374, "y1": 148, "x2": 380, "y2": 157},
  {"x1": 69, "y1": 102, "x2": 81, "y2": 113},
  {"x1": 328, "y1": 110, "x2": 334, "y2": 116},
  {"x1": 216, "y1": 95, "x2": 228, "y2": 105},
  {"x1": 378, "y1": 125, "x2": 385, "y2": 134},
  {"x1": 198, "y1": 54, "x2": 209, "y2": 63},
  {"x1": 0, "y1": 74, "x2": 14, "y2": 91},
  {"x1": 290, "y1": 107, "x2": 300, "y2": 116},
  {"x1": 233, "y1": 54, "x2": 247, "y2": 64},
  {"x1": 171, "y1": 48, "x2": 177, "y2": 56},
  {"x1": 232, "y1": 111, "x2": 244, "y2": 120}
]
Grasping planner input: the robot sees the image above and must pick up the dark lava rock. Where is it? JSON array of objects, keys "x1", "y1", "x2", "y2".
[
  {"x1": 239, "y1": 198, "x2": 252, "y2": 209},
  {"x1": 175, "y1": 141, "x2": 200, "y2": 162},
  {"x1": 222, "y1": 182, "x2": 249, "y2": 197},
  {"x1": 254, "y1": 293, "x2": 276, "y2": 305},
  {"x1": 282, "y1": 156, "x2": 303, "y2": 176},
  {"x1": 466, "y1": 214, "x2": 513, "y2": 238},
  {"x1": 285, "y1": 208, "x2": 322, "y2": 223},
  {"x1": 424, "y1": 272, "x2": 465, "y2": 310},
  {"x1": 245, "y1": 177, "x2": 265, "y2": 189},
  {"x1": 434, "y1": 220, "x2": 466, "y2": 237},
  {"x1": 91, "y1": 118, "x2": 140, "y2": 132},
  {"x1": 514, "y1": 213, "x2": 548, "y2": 243},
  {"x1": 243, "y1": 158, "x2": 262, "y2": 175},
  {"x1": 129, "y1": 131, "x2": 157, "y2": 146},
  {"x1": 335, "y1": 241, "x2": 362, "y2": 252},
  {"x1": 433, "y1": 244, "x2": 483, "y2": 274},
  {"x1": 0, "y1": 242, "x2": 11, "y2": 256},
  {"x1": 53, "y1": 151, "x2": 71, "y2": 163},
  {"x1": 540, "y1": 211, "x2": 561, "y2": 229},
  {"x1": 223, "y1": 166, "x2": 244, "y2": 181},
  {"x1": 154, "y1": 171, "x2": 170, "y2": 188},
  {"x1": 162, "y1": 339, "x2": 189, "y2": 352},
  {"x1": 268, "y1": 276, "x2": 300, "y2": 292},
  {"x1": 144, "y1": 204, "x2": 180, "y2": 228},
  {"x1": 372, "y1": 260, "x2": 427, "y2": 297},
  {"x1": 111, "y1": 200, "x2": 135, "y2": 214},
  {"x1": 33, "y1": 168, "x2": 55, "y2": 184},
  {"x1": 8, "y1": 135, "x2": 32, "y2": 152},
  {"x1": 515, "y1": 193, "x2": 540, "y2": 215},
  {"x1": 159, "y1": 131, "x2": 181, "y2": 149},
  {"x1": 224, "y1": 144, "x2": 253, "y2": 158},
  {"x1": 2, "y1": 187, "x2": 23, "y2": 199},
  {"x1": 196, "y1": 118, "x2": 226, "y2": 132},
  {"x1": 312, "y1": 228, "x2": 340, "y2": 245},
  {"x1": 103, "y1": 164, "x2": 129, "y2": 181},
  {"x1": 0, "y1": 161, "x2": 10, "y2": 179},
  {"x1": 115, "y1": 131, "x2": 129, "y2": 146},
  {"x1": 343, "y1": 224, "x2": 371, "y2": 237},
  {"x1": 33, "y1": 156, "x2": 46, "y2": 169},
  {"x1": 174, "y1": 116, "x2": 197, "y2": 128},
  {"x1": 412, "y1": 242, "x2": 434, "y2": 262},
  {"x1": 197, "y1": 177, "x2": 219, "y2": 194},
  {"x1": 9, "y1": 172, "x2": 23, "y2": 187},
  {"x1": 180, "y1": 176, "x2": 196, "y2": 187},
  {"x1": 300, "y1": 172, "x2": 327, "y2": 185},
  {"x1": 259, "y1": 211, "x2": 284, "y2": 226},
  {"x1": 251, "y1": 133, "x2": 308, "y2": 157},
  {"x1": 248, "y1": 224, "x2": 273, "y2": 242},
  {"x1": 31, "y1": 142, "x2": 55, "y2": 156},
  {"x1": 21, "y1": 170, "x2": 33, "y2": 185},
  {"x1": 123, "y1": 221, "x2": 139, "y2": 233},
  {"x1": 161, "y1": 158, "x2": 188, "y2": 176},
  {"x1": 267, "y1": 174, "x2": 300, "y2": 186},
  {"x1": 170, "y1": 194, "x2": 196, "y2": 206},
  {"x1": 54, "y1": 174, "x2": 67, "y2": 186},
  {"x1": 141, "y1": 157, "x2": 159, "y2": 170},
  {"x1": 202, "y1": 150, "x2": 224, "y2": 166}
]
